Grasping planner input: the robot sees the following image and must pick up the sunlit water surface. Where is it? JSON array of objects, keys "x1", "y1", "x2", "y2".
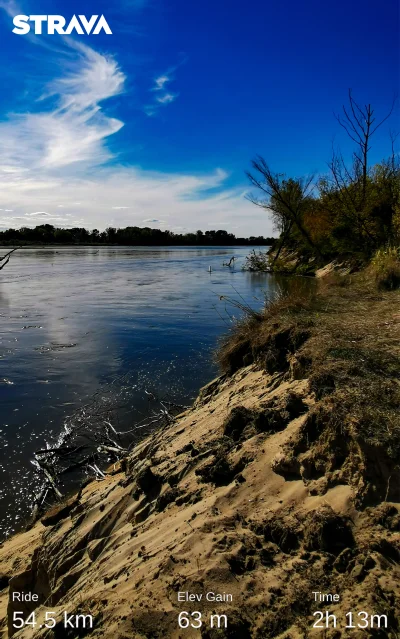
[{"x1": 0, "y1": 246, "x2": 281, "y2": 538}]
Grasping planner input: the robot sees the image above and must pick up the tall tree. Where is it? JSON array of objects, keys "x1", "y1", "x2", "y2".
[
  {"x1": 335, "y1": 90, "x2": 395, "y2": 210},
  {"x1": 325, "y1": 90, "x2": 396, "y2": 250}
]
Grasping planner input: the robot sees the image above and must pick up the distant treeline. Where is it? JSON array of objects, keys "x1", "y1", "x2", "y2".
[{"x1": 0, "y1": 225, "x2": 275, "y2": 247}]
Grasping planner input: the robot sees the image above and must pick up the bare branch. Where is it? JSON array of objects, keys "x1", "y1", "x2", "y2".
[
  {"x1": 370, "y1": 96, "x2": 397, "y2": 137},
  {"x1": 0, "y1": 246, "x2": 20, "y2": 270}
]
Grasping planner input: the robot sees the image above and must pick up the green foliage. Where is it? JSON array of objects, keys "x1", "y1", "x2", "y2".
[
  {"x1": 246, "y1": 156, "x2": 400, "y2": 272},
  {"x1": 317, "y1": 159, "x2": 400, "y2": 256},
  {"x1": 242, "y1": 249, "x2": 271, "y2": 271}
]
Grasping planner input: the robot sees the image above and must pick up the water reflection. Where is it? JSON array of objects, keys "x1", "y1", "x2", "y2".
[{"x1": 0, "y1": 246, "x2": 281, "y2": 538}]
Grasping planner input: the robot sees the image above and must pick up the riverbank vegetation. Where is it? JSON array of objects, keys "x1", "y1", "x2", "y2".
[
  {"x1": 1, "y1": 267, "x2": 399, "y2": 637},
  {"x1": 0, "y1": 225, "x2": 274, "y2": 247},
  {"x1": 217, "y1": 268, "x2": 400, "y2": 505},
  {"x1": 245, "y1": 91, "x2": 400, "y2": 275}
]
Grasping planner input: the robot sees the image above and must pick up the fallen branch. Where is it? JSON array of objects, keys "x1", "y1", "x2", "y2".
[
  {"x1": 0, "y1": 247, "x2": 20, "y2": 270},
  {"x1": 32, "y1": 459, "x2": 63, "y2": 500},
  {"x1": 97, "y1": 444, "x2": 127, "y2": 456},
  {"x1": 88, "y1": 463, "x2": 107, "y2": 480},
  {"x1": 29, "y1": 486, "x2": 50, "y2": 526},
  {"x1": 29, "y1": 377, "x2": 186, "y2": 519},
  {"x1": 223, "y1": 256, "x2": 236, "y2": 267}
]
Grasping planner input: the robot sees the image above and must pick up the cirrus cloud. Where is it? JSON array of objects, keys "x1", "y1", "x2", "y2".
[{"x1": 0, "y1": 12, "x2": 273, "y2": 237}]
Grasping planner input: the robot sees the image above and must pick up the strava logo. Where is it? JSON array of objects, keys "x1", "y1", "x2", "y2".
[{"x1": 12, "y1": 15, "x2": 112, "y2": 35}]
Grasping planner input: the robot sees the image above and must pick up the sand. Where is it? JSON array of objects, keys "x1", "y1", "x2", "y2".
[{"x1": 0, "y1": 362, "x2": 398, "y2": 638}]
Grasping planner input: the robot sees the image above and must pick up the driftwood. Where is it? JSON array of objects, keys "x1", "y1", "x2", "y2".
[
  {"x1": 29, "y1": 380, "x2": 188, "y2": 523},
  {"x1": 29, "y1": 486, "x2": 50, "y2": 527},
  {"x1": 223, "y1": 256, "x2": 236, "y2": 267},
  {"x1": 0, "y1": 247, "x2": 20, "y2": 270}
]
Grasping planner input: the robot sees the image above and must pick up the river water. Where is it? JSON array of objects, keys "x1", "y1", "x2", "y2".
[{"x1": 0, "y1": 246, "x2": 280, "y2": 539}]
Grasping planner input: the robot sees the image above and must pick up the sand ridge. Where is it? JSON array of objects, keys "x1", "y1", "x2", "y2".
[{"x1": 0, "y1": 363, "x2": 398, "y2": 638}]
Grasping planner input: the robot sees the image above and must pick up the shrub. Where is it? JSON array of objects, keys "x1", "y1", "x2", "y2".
[
  {"x1": 242, "y1": 249, "x2": 270, "y2": 271},
  {"x1": 370, "y1": 247, "x2": 400, "y2": 291}
]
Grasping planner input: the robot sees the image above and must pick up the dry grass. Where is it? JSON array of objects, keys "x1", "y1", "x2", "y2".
[
  {"x1": 216, "y1": 270, "x2": 400, "y2": 505},
  {"x1": 217, "y1": 269, "x2": 400, "y2": 374},
  {"x1": 369, "y1": 246, "x2": 400, "y2": 291},
  {"x1": 216, "y1": 282, "x2": 316, "y2": 374}
]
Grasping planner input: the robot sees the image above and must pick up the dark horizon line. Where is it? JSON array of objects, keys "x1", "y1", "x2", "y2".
[
  {"x1": 0, "y1": 224, "x2": 277, "y2": 246},
  {"x1": 0, "y1": 241, "x2": 275, "y2": 248}
]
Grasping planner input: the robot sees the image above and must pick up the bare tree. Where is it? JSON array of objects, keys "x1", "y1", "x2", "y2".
[
  {"x1": 335, "y1": 89, "x2": 395, "y2": 211},
  {"x1": 246, "y1": 156, "x2": 325, "y2": 262},
  {"x1": 325, "y1": 91, "x2": 397, "y2": 248}
]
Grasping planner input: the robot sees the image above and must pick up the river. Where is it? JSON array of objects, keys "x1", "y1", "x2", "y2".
[{"x1": 0, "y1": 246, "x2": 280, "y2": 539}]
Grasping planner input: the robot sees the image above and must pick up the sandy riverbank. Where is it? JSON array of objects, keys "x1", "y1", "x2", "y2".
[{"x1": 0, "y1": 274, "x2": 399, "y2": 638}]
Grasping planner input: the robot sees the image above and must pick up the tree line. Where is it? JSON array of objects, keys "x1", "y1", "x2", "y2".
[
  {"x1": 0, "y1": 226, "x2": 274, "y2": 247},
  {"x1": 246, "y1": 90, "x2": 399, "y2": 270}
]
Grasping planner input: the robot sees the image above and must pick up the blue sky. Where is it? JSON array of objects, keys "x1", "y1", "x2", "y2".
[{"x1": 0, "y1": 0, "x2": 398, "y2": 236}]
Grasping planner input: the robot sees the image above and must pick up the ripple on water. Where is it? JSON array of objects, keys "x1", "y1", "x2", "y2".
[{"x1": 0, "y1": 246, "x2": 280, "y2": 539}]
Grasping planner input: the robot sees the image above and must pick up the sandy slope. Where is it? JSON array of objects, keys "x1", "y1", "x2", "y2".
[{"x1": 0, "y1": 362, "x2": 399, "y2": 638}]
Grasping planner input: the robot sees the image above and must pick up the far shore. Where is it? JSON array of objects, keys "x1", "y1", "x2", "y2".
[{"x1": 0, "y1": 243, "x2": 272, "y2": 249}]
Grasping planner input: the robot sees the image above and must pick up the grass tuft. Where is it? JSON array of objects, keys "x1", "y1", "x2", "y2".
[
  {"x1": 369, "y1": 246, "x2": 400, "y2": 291},
  {"x1": 216, "y1": 283, "x2": 315, "y2": 374},
  {"x1": 216, "y1": 269, "x2": 400, "y2": 505}
]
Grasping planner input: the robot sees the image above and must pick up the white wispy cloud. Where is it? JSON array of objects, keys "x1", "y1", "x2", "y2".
[
  {"x1": 156, "y1": 93, "x2": 177, "y2": 104},
  {"x1": 153, "y1": 75, "x2": 169, "y2": 91},
  {"x1": 0, "y1": 0, "x2": 19, "y2": 17},
  {"x1": 26, "y1": 211, "x2": 51, "y2": 216},
  {"x1": 145, "y1": 57, "x2": 187, "y2": 116},
  {"x1": 0, "y1": 165, "x2": 270, "y2": 234},
  {"x1": 48, "y1": 41, "x2": 125, "y2": 112},
  {"x1": 0, "y1": 40, "x2": 125, "y2": 172},
  {"x1": 0, "y1": 15, "x2": 272, "y2": 236}
]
